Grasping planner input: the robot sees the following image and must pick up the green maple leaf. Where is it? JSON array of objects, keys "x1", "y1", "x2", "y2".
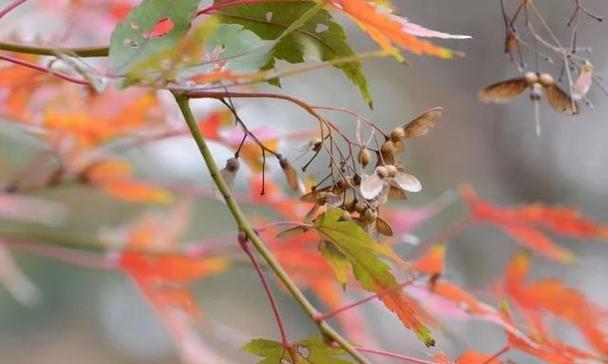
[
  {"x1": 244, "y1": 337, "x2": 352, "y2": 363},
  {"x1": 108, "y1": 0, "x2": 200, "y2": 76},
  {"x1": 314, "y1": 208, "x2": 435, "y2": 347},
  {"x1": 319, "y1": 240, "x2": 350, "y2": 288},
  {"x1": 216, "y1": 1, "x2": 373, "y2": 106}
]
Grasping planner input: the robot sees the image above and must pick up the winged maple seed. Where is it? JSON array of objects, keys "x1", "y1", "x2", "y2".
[
  {"x1": 572, "y1": 60, "x2": 594, "y2": 102},
  {"x1": 480, "y1": 72, "x2": 579, "y2": 135},
  {"x1": 298, "y1": 107, "x2": 444, "y2": 240}
]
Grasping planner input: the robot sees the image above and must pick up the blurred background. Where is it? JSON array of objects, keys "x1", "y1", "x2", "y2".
[{"x1": 1, "y1": 0, "x2": 608, "y2": 363}]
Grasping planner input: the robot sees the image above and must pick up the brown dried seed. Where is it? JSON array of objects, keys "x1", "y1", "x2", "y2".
[
  {"x1": 363, "y1": 208, "x2": 377, "y2": 224},
  {"x1": 380, "y1": 141, "x2": 396, "y2": 165},
  {"x1": 390, "y1": 127, "x2": 406, "y2": 143},
  {"x1": 403, "y1": 107, "x2": 445, "y2": 138},
  {"x1": 279, "y1": 158, "x2": 299, "y2": 190},
  {"x1": 505, "y1": 33, "x2": 518, "y2": 54},
  {"x1": 386, "y1": 165, "x2": 398, "y2": 177},
  {"x1": 310, "y1": 137, "x2": 322, "y2": 152},
  {"x1": 376, "y1": 216, "x2": 394, "y2": 237},
  {"x1": 225, "y1": 157, "x2": 240, "y2": 172},
  {"x1": 545, "y1": 84, "x2": 579, "y2": 116},
  {"x1": 357, "y1": 148, "x2": 372, "y2": 168},
  {"x1": 524, "y1": 72, "x2": 539, "y2": 84},
  {"x1": 538, "y1": 73, "x2": 554, "y2": 87},
  {"x1": 354, "y1": 200, "x2": 366, "y2": 213},
  {"x1": 479, "y1": 78, "x2": 528, "y2": 104},
  {"x1": 376, "y1": 165, "x2": 389, "y2": 178}
]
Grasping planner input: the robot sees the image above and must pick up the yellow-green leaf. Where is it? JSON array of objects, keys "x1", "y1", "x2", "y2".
[{"x1": 314, "y1": 208, "x2": 434, "y2": 347}]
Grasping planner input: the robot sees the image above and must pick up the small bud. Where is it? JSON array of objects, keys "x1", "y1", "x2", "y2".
[
  {"x1": 390, "y1": 127, "x2": 406, "y2": 143},
  {"x1": 504, "y1": 33, "x2": 518, "y2": 54},
  {"x1": 380, "y1": 141, "x2": 396, "y2": 165},
  {"x1": 524, "y1": 72, "x2": 539, "y2": 84},
  {"x1": 363, "y1": 208, "x2": 377, "y2": 224},
  {"x1": 539, "y1": 73, "x2": 554, "y2": 87},
  {"x1": 358, "y1": 148, "x2": 372, "y2": 168},
  {"x1": 279, "y1": 158, "x2": 299, "y2": 190},
  {"x1": 530, "y1": 83, "x2": 543, "y2": 101},
  {"x1": 376, "y1": 216, "x2": 394, "y2": 237},
  {"x1": 344, "y1": 199, "x2": 356, "y2": 212},
  {"x1": 216, "y1": 157, "x2": 240, "y2": 202},
  {"x1": 393, "y1": 140, "x2": 405, "y2": 152},
  {"x1": 225, "y1": 157, "x2": 240, "y2": 172},
  {"x1": 310, "y1": 137, "x2": 322, "y2": 152},
  {"x1": 375, "y1": 165, "x2": 389, "y2": 178},
  {"x1": 354, "y1": 200, "x2": 366, "y2": 213},
  {"x1": 386, "y1": 165, "x2": 398, "y2": 177}
]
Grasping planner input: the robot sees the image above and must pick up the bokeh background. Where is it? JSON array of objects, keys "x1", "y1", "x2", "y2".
[{"x1": 1, "y1": 0, "x2": 608, "y2": 363}]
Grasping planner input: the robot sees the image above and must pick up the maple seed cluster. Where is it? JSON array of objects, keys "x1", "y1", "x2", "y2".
[{"x1": 305, "y1": 107, "x2": 445, "y2": 237}]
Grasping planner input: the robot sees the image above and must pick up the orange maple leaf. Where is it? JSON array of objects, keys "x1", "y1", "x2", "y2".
[
  {"x1": 114, "y1": 202, "x2": 229, "y2": 363},
  {"x1": 0, "y1": 56, "x2": 46, "y2": 121},
  {"x1": 502, "y1": 253, "x2": 608, "y2": 357},
  {"x1": 43, "y1": 88, "x2": 158, "y2": 148},
  {"x1": 85, "y1": 160, "x2": 172, "y2": 204},
  {"x1": 414, "y1": 244, "x2": 445, "y2": 276},
  {"x1": 460, "y1": 185, "x2": 608, "y2": 262},
  {"x1": 327, "y1": 0, "x2": 469, "y2": 59}
]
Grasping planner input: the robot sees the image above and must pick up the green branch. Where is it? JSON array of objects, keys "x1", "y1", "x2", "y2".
[
  {"x1": 0, "y1": 42, "x2": 108, "y2": 57},
  {"x1": 173, "y1": 92, "x2": 370, "y2": 364}
]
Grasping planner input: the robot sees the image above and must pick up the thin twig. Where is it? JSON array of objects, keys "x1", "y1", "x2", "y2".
[
  {"x1": 0, "y1": 0, "x2": 28, "y2": 19},
  {"x1": 237, "y1": 233, "x2": 294, "y2": 361}
]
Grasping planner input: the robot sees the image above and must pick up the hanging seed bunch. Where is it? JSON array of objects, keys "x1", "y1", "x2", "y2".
[
  {"x1": 481, "y1": 0, "x2": 606, "y2": 131},
  {"x1": 301, "y1": 107, "x2": 445, "y2": 236}
]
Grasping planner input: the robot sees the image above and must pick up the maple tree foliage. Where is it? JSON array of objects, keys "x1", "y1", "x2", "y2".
[{"x1": 0, "y1": 0, "x2": 607, "y2": 364}]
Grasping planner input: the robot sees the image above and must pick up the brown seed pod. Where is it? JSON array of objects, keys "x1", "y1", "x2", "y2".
[
  {"x1": 224, "y1": 157, "x2": 240, "y2": 172},
  {"x1": 403, "y1": 107, "x2": 445, "y2": 138},
  {"x1": 480, "y1": 73, "x2": 579, "y2": 116},
  {"x1": 310, "y1": 137, "x2": 322, "y2": 152},
  {"x1": 354, "y1": 200, "x2": 367, "y2": 214},
  {"x1": 376, "y1": 216, "x2": 394, "y2": 237},
  {"x1": 343, "y1": 199, "x2": 357, "y2": 212},
  {"x1": 524, "y1": 72, "x2": 539, "y2": 84},
  {"x1": 385, "y1": 165, "x2": 398, "y2": 177},
  {"x1": 545, "y1": 83, "x2": 579, "y2": 116},
  {"x1": 538, "y1": 72, "x2": 554, "y2": 87},
  {"x1": 363, "y1": 208, "x2": 377, "y2": 224},
  {"x1": 279, "y1": 158, "x2": 299, "y2": 190},
  {"x1": 375, "y1": 165, "x2": 389, "y2": 178},
  {"x1": 504, "y1": 33, "x2": 519, "y2": 54},
  {"x1": 300, "y1": 186, "x2": 330, "y2": 203},
  {"x1": 380, "y1": 141, "x2": 396, "y2": 165},
  {"x1": 216, "y1": 157, "x2": 240, "y2": 200},
  {"x1": 393, "y1": 140, "x2": 405, "y2": 153},
  {"x1": 388, "y1": 185, "x2": 407, "y2": 200},
  {"x1": 390, "y1": 127, "x2": 406, "y2": 143},
  {"x1": 479, "y1": 78, "x2": 529, "y2": 104},
  {"x1": 357, "y1": 147, "x2": 372, "y2": 168}
]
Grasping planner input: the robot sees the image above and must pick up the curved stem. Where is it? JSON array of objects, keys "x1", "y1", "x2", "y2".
[
  {"x1": 173, "y1": 92, "x2": 370, "y2": 364},
  {"x1": 0, "y1": 0, "x2": 28, "y2": 19},
  {"x1": 0, "y1": 42, "x2": 109, "y2": 57},
  {"x1": 238, "y1": 233, "x2": 292, "y2": 351},
  {"x1": 0, "y1": 54, "x2": 90, "y2": 85}
]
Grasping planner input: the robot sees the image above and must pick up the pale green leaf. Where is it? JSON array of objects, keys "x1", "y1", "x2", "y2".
[
  {"x1": 243, "y1": 337, "x2": 352, "y2": 364},
  {"x1": 217, "y1": 1, "x2": 372, "y2": 105},
  {"x1": 109, "y1": 0, "x2": 200, "y2": 76},
  {"x1": 314, "y1": 208, "x2": 435, "y2": 347},
  {"x1": 319, "y1": 240, "x2": 350, "y2": 287}
]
